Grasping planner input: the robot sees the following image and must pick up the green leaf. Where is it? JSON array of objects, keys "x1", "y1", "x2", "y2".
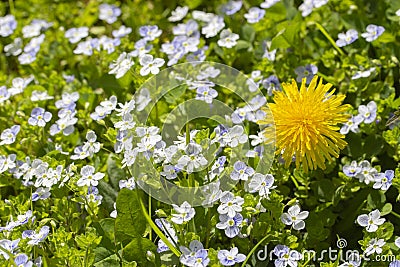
[
  {"x1": 241, "y1": 24, "x2": 255, "y2": 42},
  {"x1": 381, "y1": 203, "x2": 392, "y2": 216},
  {"x1": 115, "y1": 189, "x2": 146, "y2": 243},
  {"x1": 122, "y1": 237, "x2": 158, "y2": 266}
]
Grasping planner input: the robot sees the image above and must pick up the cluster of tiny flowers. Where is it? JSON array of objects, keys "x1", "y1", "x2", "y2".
[
  {"x1": 341, "y1": 101, "x2": 377, "y2": 134},
  {"x1": 1, "y1": 17, "x2": 52, "y2": 64},
  {"x1": 71, "y1": 5, "x2": 124, "y2": 56},
  {"x1": 343, "y1": 159, "x2": 395, "y2": 190}
]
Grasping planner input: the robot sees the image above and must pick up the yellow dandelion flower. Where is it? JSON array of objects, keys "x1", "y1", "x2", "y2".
[{"x1": 260, "y1": 75, "x2": 350, "y2": 173}]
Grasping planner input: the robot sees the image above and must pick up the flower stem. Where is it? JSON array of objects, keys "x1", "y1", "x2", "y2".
[
  {"x1": 241, "y1": 234, "x2": 270, "y2": 267},
  {"x1": 315, "y1": 22, "x2": 345, "y2": 56}
]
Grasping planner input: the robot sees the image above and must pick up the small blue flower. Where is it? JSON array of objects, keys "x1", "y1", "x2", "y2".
[
  {"x1": 14, "y1": 253, "x2": 33, "y2": 267},
  {"x1": 32, "y1": 187, "x2": 51, "y2": 201},
  {"x1": 0, "y1": 15, "x2": 17, "y2": 37},
  {"x1": 139, "y1": 25, "x2": 162, "y2": 41},
  {"x1": 262, "y1": 75, "x2": 281, "y2": 96},
  {"x1": 22, "y1": 226, "x2": 50, "y2": 245},
  {"x1": 336, "y1": 29, "x2": 358, "y2": 47},
  {"x1": 361, "y1": 24, "x2": 385, "y2": 42},
  {"x1": 0, "y1": 125, "x2": 20, "y2": 145},
  {"x1": 216, "y1": 213, "x2": 243, "y2": 238},
  {"x1": 28, "y1": 107, "x2": 52, "y2": 127},
  {"x1": 230, "y1": 161, "x2": 254, "y2": 181},
  {"x1": 273, "y1": 245, "x2": 302, "y2": 267},
  {"x1": 343, "y1": 161, "x2": 361, "y2": 177},
  {"x1": 119, "y1": 177, "x2": 136, "y2": 189},
  {"x1": 244, "y1": 7, "x2": 265, "y2": 24},
  {"x1": 180, "y1": 241, "x2": 210, "y2": 267},
  {"x1": 218, "y1": 247, "x2": 246, "y2": 266},
  {"x1": 390, "y1": 260, "x2": 400, "y2": 267},
  {"x1": 295, "y1": 64, "x2": 318, "y2": 84},
  {"x1": 0, "y1": 86, "x2": 10, "y2": 104},
  {"x1": 358, "y1": 101, "x2": 377, "y2": 124},
  {"x1": 64, "y1": 27, "x2": 89, "y2": 44},
  {"x1": 99, "y1": 4, "x2": 121, "y2": 24},
  {"x1": 340, "y1": 115, "x2": 363, "y2": 134},
  {"x1": 373, "y1": 170, "x2": 394, "y2": 191},
  {"x1": 221, "y1": 1, "x2": 242, "y2": 15},
  {"x1": 0, "y1": 239, "x2": 20, "y2": 260},
  {"x1": 196, "y1": 86, "x2": 218, "y2": 103}
]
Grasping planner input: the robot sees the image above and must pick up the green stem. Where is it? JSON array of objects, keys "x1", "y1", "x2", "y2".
[
  {"x1": 204, "y1": 209, "x2": 211, "y2": 248},
  {"x1": 148, "y1": 195, "x2": 152, "y2": 241},
  {"x1": 8, "y1": 0, "x2": 14, "y2": 14},
  {"x1": 186, "y1": 122, "x2": 190, "y2": 145},
  {"x1": 241, "y1": 235, "x2": 270, "y2": 267},
  {"x1": 290, "y1": 175, "x2": 300, "y2": 189},
  {"x1": 391, "y1": 211, "x2": 400, "y2": 220},
  {"x1": 301, "y1": 251, "x2": 316, "y2": 267},
  {"x1": 315, "y1": 22, "x2": 345, "y2": 56},
  {"x1": 138, "y1": 195, "x2": 181, "y2": 257}
]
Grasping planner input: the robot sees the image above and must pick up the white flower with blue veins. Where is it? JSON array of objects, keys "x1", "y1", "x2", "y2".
[
  {"x1": 273, "y1": 245, "x2": 303, "y2": 267},
  {"x1": 99, "y1": 4, "x2": 121, "y2": 24},
  {"x1": 230, "y1": 161, "x2": 254, "y2": 181},
  {"x1": 112, "y1": 25, "x2": 132, "y2": 38},
  {"x1": 281, "y1": 204, "x2": 309, "y2": 230},
  {"x1": 336, "y1": 29, "x2": 358, "y2": 47},
  {"x1": 244, "y1": 7, "x2": 265, "y2": 24},
  {"x1": 119, "y1": 177, "x2": 136, "y2": 190},
  {"x1": 217, "y1": 192, "x2": 244, "y2": 217},
  {"x1": 160, "y1": 164, "x2": 179, "y2": 180},
  {"x1": 248, "y1": 173, "x2": 276, "y2": 197},
  {"x1": 364, "y1": 238, "x2": 385, "y2": 256},
  {"x1": 4, "y1": 37, "x2": 22, "y2": 56},
  {"x1": 218, "y1": 247, "x2": 246, "y2": 266},
  {"x1": 139, "y1": 25, "x2": 162, "y2": 41},
  {"x1": 373, "y1": 170, "x2": 394, "y2": 190},
  {"x1": 0, "y1": 125, "x2": 20, "y2": 145},
  {"x1": 0, "y1": 15, "x2": 17, "y2": 37},
  {"x1": 171, "y1": 201, "x2": 195, "y2": 224},
  {"x1": 168, "y1": 6, "x2": 189, "y2": 22},
  {"x1": 342, "y1": 160, "x2": 361, "y2": 177},
  {"x1": 8, "y1": 76, "x2": 34, "y2": 96},
  {"x1": 361, "y1": 24, "x2": 385, "y2": 42},
  {"x1": 355, "y1": 160, "x2": 377, "y2": 185},
  {"x1": 109, "y1": 52, "x2": 134, "y2": 79},
  {"x1": 177, "y1": 143, "x2": 208, "y2": 174},
  {"x1": 201, "y1": 15, "x2": 225, "y2": 38},
  {"x1": 357, "y1": 209, "x2": 385, "y2": 232},
  {"x1": 216, "y1": 213, "x2": 243, "y2": 238},
  {"x1": 139, "y1": 54, "x2": 165, "y2": 76},
  {"x1": 64, "y1": 27, "x2": 88, "y2": 43},
  {"x1": 77, "y1": 165, "x2": 105, "y2": 187},
  {"x1": 358, "y1": 101, "x2": 377, "y2": 124},
  {"x1": 340, "y1": 115, "x2": 363, "y2": 134},
  {"x1": 196, "y1": 86, "x2": 218, "y2": 103},
  {"x1": 28, "y1": 107, "x2": 52, "y2": 127},
  {"x1": 22, "y1": 226, "x2": 50, "y2": 245},
  {"x1": 217, "y1": 29, "x2": 239, "y2": 48}
]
